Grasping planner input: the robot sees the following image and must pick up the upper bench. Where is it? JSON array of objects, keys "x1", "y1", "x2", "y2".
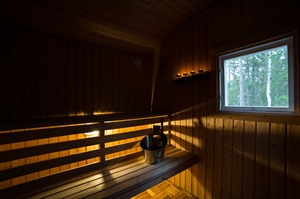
[{"x1": 0, "y1": 113, "x2": 197, "y2": 198}]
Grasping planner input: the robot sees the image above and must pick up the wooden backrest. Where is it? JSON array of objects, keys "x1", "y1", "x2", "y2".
[{"x1": 0, "y1": 113, "x2": 170, "y2": 190}]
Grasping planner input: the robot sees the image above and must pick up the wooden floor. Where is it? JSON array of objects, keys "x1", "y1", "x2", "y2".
[{"x1": 131, "y1": 180, "x2": 196, "y2": 199}]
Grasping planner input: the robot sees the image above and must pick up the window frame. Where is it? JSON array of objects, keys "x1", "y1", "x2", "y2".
[{"x1": 218, "y1": 35, "x2": 295, "y2": 113}]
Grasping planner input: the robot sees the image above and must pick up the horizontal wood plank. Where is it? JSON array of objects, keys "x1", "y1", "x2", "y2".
[{"x1": 0, "y1": 124, "x2": 99, "y2": 145}]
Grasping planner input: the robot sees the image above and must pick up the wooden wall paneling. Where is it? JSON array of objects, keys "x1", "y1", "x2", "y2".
[
  {"x1": 229, "y1": 0, "x2": 242, "y2": 43},
  {"x1": 130, "y1": 52, "x2": 137, "y2": 112},
  {"x1": 25, "y1": 130, "x2": 38, "y2": 182},
  {"x1": 105, "y1": 48, "x2": 113, "y2": 113},
  {"x1": 270, "y1": 123, "x2": 286, "y2": 199},
  {"x1": 252, "y1": 0, "x2": 267, "y2": 36},
  {"x1": 57, "y1": 38, "x2": 68, "y2": 117},
  {"x1": 174, "y1": 113, "x2": 180, "y2": 186},
  {"x1": 76, "y1": 43, "x2": 85, "y2": 115},
  {"x1": 49, "y1": 134, "x2": 60, "y2": 174},
  {"x1": 23, "y1": 30, "x2": 37, "y2": 119},
  {"x1": 119, "y1": 51, "x2": 126, "y2": 112},
  {"x1": 134, "y1": 55, "x2": 142, "y2": 112},
  {"x1": 242, "y1": 121, "x2": 256, "y2": 199},
  {"x1": 112, "y1": 50, "x2": 120, "y2": 112},
  {"x1": 185, "y1": 22, "x2": 194, "y2": 194},
  {"x1": 0, "y1": 142, "x2": 12, "y2": 189},
  {"x1": 221, "y1": 119, "x2": 233, "y2": 199},
  {"x1": 92, "y1": 46, "x2": 100, "y2": 114},
  {"x1": 119, "y1": 51, "x2": 128, "y2": 112},
  {"x1": 197, "y1": 15, "x2": 208, "y2": 199},
  {"x1": 198, "y1": 103, "x2": 207, "y2": 199},
  {"x1": 191, "y1": 21, "x2": 200, "y2": 197},
  {"x1": 287, "y1": 124, "x2": 300, "y2": 199},
  {"x1": 0, "y1": 23, "x2": 11, "y2": 123},
  {"x1": 255, "y1": 122, "x2": 270, "y2": 199},
  {"x1": 179, "y1": 27, "x2": 187, "y2": 191},
  {"x1": 11, "y1": 141, "x2": 25, "y2": 185},
  {"x1": 99, "y1": 47, "x2": 107, "y2": 113},
  {"x1": 213, "y1": 118, "x2": 223, "y2": 199},
  {"x1": 84, "y1": 45, "x2": 93, "y2": 115},
  {"x1": 57, "y1": 118, "x2": 70, "y2": 171},
  {"x1": 77, "y1": 133, "x2": 87, "y2": 166},
  {"x1": 191, "y1": 125, "x2": 199, "y2": 196},
  {"x1": 205, "y1": 116, "x2": 214, "y2": 199},
  {"x1": 144, "y1": 56, "x2": 152, "y2": 111},
  {"x1": 68, "y1": 133, "x2": 78, "y2": 169},
  {"x1": 239, "y1": 0, "x2": 254, "y2": 40},
  {"x1": 168, "y1": 33, "x2": 179, "y2": 184},
  {"x1": 209, "y1": 3, "x2": 220, "y2": 49},
  {"x1": 231, "y1": 120, "x2": 244, "y2": 199},
  {"x1": 38, "y1": 136, "x2": 50, "y2": 177},
  {"x1": 10, "y1": 26, "x2": 25, "y2": 119},
  {"x1": 67, "y1": 41, "x2": 76, "y2": 116},
  {"x1": 47, "y1": 36, "x2": 58, "y2": 117},
  {"x1": 35, "y1": 33, "x2": 48, "y2": 118}
]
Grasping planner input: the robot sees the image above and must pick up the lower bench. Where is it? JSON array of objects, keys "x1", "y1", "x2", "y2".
[{"x1": 19, "y1": 146, "x2": 196, "y2": 199}]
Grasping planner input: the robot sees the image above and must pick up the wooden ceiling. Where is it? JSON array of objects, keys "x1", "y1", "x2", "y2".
[{"x1": 0, "y1": 0, "x2": 218, "y2": 54}]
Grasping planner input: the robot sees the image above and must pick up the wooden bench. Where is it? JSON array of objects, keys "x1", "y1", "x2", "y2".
[{"x1": 0, "y1": 113, "x2": 197, "y2": 199}]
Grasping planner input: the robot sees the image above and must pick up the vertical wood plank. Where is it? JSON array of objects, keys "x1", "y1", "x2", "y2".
[
  {"x1": 23, "y1": 30, "x2": 36, "y2": 119},
  {"x1": 105, "y1": 48, "x2": 113, "y2": 113},
  {"x1": 10, "y1": 26, "x2": 25, "y2": 119},
  {"x1": 119, "y1": 51, "x2": 126, "y2": 112},
  {"x1": 287, "y1": 124, "x2": 300, "y2": 199},
  {"x1": 57, "y1": 38, "x2": 67, "y2": 117},
  {"x1": 99, "y1": 47, "x2": 106, "y2": 113},
  {"x1": 242, "y1": 121, "x2": 256, "y2": 199},
  {"x1": 112, "y1": 50, "x2": 120, "y2": 112},
  {"x1": 92, "y1": 46, "x2": 100, "y2": 114},
  {"x1": 221, "y1": 119, "x2": 233, "y2": 199},
  {"x1": 0, "y1": 23, "x2": 11, "y2": 123},
  {"x1": 76, "y1": 43, "x2": 85, "y2": 115},
  {"x1": 205, "y1": 116, "x2": 214, "y2": 199},
  {"x1": 174, "y1": 113, "x2": 180, "y2": 186},
  {"x1": 36, "y1": 34, "x2": 48, "y2": 118},
  {"x1": 255, "y1": 122, "x2": 270, "y2": 199},
  {"x1": 213, "y1": 118, "x2": 223, "y2": 199},
  {"x1": 198, "y1": 110, "x2": 207, "y2": 199},
  {"x1": 231, "y1": 120, "x2": 244, "y2": 199},
  {"x1": 270, "y1": 123, "x2": 286, "y2": 199},
  {"x1": 67, "y1": 42, "x2": 76, "y2": 116},
  {"x1": 47, "y1": 36, "x2": 58, "y2": 117},
  {"x1": 85, "y1": 45, "x2": 93, "y2": 115}
]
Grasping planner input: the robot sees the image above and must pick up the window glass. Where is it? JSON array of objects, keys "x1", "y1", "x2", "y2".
[{"x1": 219, "y1": 36, "x2": 294, "y2": 113}]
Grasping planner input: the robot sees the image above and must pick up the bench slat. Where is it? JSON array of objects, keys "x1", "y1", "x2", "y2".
[
  {"x1": 25, "y1": 146, "x2": 197, "y2": 199},
  {"x1": 0, "y1": 151, "x2": 143, "y2": 198}
]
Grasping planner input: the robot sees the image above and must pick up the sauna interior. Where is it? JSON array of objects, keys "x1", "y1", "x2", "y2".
[{"x1": 0, "y1": 0, "x2": 300, "y2": 198}]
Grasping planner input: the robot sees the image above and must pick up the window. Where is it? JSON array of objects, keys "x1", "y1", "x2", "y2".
[{"x1": 219, "y1": 36, "x2": 294, "y2": 113}]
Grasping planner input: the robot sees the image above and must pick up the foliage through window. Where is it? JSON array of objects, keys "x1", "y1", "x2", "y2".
[{"x1": 219, "y1": 36, "x2": 294, "y2": 113}]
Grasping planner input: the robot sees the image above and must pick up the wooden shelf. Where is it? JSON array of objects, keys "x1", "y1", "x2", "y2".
[{"x1": 172, "y1": 72, "x2": 208, "y2": 83}]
